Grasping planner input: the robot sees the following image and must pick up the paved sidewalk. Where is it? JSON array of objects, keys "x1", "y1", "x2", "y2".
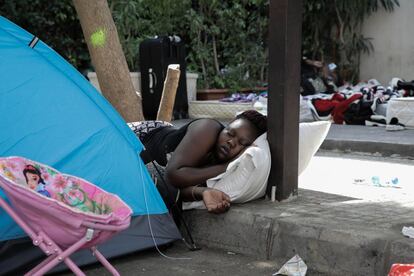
[
  {"x1": 183, "y1": 152, "x2": 414, "y2": 275},
  {"x1": 60, "y1": 242, "x2": 279, "y2": 276}
]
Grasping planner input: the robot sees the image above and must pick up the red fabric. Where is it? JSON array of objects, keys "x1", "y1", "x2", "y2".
[
  {"x1": 313, "y1": 99, "x2": 337, "y2": 113},
  {"x1": 331, "y1": 92, "x2": 346, "y2": 101},
  {"x1": 313, "y1": 92, "x2": 346, "y2": 113},
  {"x1": 388, "y1": 263, "x2": 414, "y2": 276},
  {"x1": 332, "y1": 94, "x2": 362, "y2": 124},
  {"x1": 312, "y1": 93, "x2": 362, "y2": 124}
]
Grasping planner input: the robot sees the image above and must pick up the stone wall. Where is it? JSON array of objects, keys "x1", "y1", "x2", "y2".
[{"x1": 360, "y1": 0, "x2": 414, "y2": 85}]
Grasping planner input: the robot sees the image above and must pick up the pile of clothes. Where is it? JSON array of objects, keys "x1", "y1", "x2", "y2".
[
  {"x1": 219, "y1": 91, "x2": 267, "y2": 103},
  {"x1": 219, "y1": 91, "x2": 268, "y2": 115},
  {"x1": 300, "y1": 77, "x2": 414, "y2": 129}
]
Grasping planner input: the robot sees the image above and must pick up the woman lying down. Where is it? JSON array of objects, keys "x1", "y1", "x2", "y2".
[{"x1": 128, "y1": 110, "x2": 268, "y2": 214}]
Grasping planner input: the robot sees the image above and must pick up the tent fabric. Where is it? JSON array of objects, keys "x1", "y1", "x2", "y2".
[
  {"x1": 0, "y1": 15, "x2": 180, "y2": 273},
  {"x1": 0, "y1": 215, "x2": 179, "y2": 275}
]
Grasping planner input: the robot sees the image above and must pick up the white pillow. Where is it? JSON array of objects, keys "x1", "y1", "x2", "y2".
[{"x1": 298, "y1": 121, "x2": 331, "y2": 175}]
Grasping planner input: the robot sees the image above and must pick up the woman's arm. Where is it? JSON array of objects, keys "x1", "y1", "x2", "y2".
[{"x1": 166, "y1": 119, "x2": 228, "y2": 188}]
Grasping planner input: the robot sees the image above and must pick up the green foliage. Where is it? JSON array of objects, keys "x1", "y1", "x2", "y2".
[
  {"x1": 111, "y1": 0, "x2": 398, "y2": 87},
  {"x1": 184, "y1": 0, "x2": 269, "y2": 90},
  {"x1": 0, "y1": 0, "x2": 400, "y2": 87},
  {"x1": 0, "y1": 0, "x2": 90, "y2": 71},
  {"x1": 109, "y1": 0, "x2": 268, "y2": 90},
  {"x1": 109, "y1": 0, "x2": 191, "y2": 71}
]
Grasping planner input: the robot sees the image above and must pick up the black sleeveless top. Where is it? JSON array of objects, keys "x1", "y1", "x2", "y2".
[{"x1": 140, "y1": 119, "x2": 224, "y2": 166}]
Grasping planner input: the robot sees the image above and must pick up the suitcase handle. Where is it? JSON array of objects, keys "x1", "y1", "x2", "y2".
[{"x1": 148, "y1": 68, "x2": 157, "y2": 93}]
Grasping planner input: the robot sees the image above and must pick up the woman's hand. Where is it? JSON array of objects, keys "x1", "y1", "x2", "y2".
[{"x1": 202, "y1": 188, "x2": 231, "y2": 214}]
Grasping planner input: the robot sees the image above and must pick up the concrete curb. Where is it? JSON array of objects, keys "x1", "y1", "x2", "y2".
[
  {"x1": 183, "y1": 190, "x2": 414, "y2": 275},
  {"x1": 320, "y1": 125, "x2": 414, "y2": 159},
  {"x1": 320, "y1": 139, "x2": 414, "y2": 159}
]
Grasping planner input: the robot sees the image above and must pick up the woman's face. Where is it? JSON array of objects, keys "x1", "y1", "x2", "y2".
[
  {"x1": 26, "y1": 172, "x2": 40, "y2": 189},
  {"x1": 214, "y1": 118, "x2": 258, "y2": 162}
]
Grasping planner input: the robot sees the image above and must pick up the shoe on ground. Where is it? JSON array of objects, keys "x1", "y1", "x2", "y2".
[
  {"x1": 386, "y1": 117, "x2": 405, "y2": 131},
  {"x1": 386, "y1": 124, "x2": 405, "y2": 131}
]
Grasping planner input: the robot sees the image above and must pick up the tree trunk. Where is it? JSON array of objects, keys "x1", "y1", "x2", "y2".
[
  {"x1": 73, "y1": 0, "x2": 144, "y2": 122},
  {"x1": 212, "y1": 35, "x2": 220, "y2": 75}
]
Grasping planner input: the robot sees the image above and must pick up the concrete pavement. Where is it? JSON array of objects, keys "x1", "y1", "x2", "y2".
[
  {"x1": 59, "y1": 241, "x2": 279, "y2": 276},
  {"x1": 184, "y1": 151, "x2": 414, "y2": 275}
]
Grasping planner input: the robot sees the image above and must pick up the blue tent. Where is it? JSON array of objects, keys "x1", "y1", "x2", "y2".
[{"x1": 0, "y1": 15, "x2": 180, "y2": 273}]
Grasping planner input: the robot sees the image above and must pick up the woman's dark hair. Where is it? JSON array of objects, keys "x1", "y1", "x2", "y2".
[
  {"x1": 235, "y1": 110, "x2": 267, "y2": 136},
  {"x1": 23, "y1": 164, "x2": 45, "y2": 184}
]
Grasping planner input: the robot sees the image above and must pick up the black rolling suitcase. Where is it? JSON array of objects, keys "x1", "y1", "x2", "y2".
[{"x1": 139, "y1": 36, "x2": 188, "y2": 120}]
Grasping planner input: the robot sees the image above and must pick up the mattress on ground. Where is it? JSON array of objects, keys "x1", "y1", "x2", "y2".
[
  {"x1": 188, "y1": 100, "x2": 254, "y2": 119},
  {"x1": 386, "y1": 97, "x2": 414, "y2": 128}
]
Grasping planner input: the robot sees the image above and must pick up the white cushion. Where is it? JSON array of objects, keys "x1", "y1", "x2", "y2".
[
  {"x1": 182, "y1": 122, "x2": 330, "y2": 209},
  {"x1": 298, "y1": 121, "x2": 331, "y2": 175},
  {"x1": 386, "y1": 97, "x2": 414, "y2": 128}
]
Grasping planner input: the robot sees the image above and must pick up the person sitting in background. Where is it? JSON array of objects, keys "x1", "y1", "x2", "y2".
[
  {"x1": 128, "y1": 110, "x2": 267, "y2": 214},
  {"x1": 301, "y1": 56, "x2": 342, "y2": 96}
]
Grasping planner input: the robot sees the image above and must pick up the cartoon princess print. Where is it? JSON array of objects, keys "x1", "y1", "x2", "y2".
[{"x1": 23, "y1": 164, "x2": 51, "y2": 198}]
